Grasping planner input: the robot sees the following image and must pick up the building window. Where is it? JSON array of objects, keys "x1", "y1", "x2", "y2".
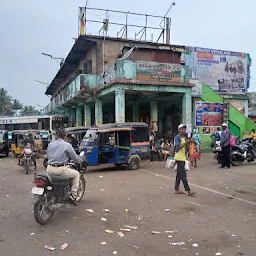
[{"x1": 83, "y1": 59, "x2": 92, "y2": 74}]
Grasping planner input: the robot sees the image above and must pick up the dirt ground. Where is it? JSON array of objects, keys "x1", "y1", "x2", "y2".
[{"x1": 0, "y1": 154, "x2": 256, "y2": 256}]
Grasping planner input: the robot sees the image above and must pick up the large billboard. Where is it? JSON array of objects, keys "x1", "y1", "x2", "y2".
[{"x1": 186, "y1": 47, "x2": 251, "y2": 94}]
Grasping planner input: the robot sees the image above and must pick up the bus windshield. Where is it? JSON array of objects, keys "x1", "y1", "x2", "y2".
[{"x1": 83, "y1": 129, "x2": 98, "y2": 142}]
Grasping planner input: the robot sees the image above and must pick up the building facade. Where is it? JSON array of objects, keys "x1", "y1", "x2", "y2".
[{"x1": 43, "y1": 36, "x2": 193, "y2": 138}]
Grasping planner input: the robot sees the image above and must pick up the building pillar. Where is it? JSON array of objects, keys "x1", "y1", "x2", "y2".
[
  {"x1": 182, "y1": 92, "x2": 192, "y2": 134},
  {"x1": 133, "y1": 102, "x2": 139, "y2": 122},
  {"x1": 95, "y1": 99, "x2": 103, "y2": 126},
  {"x1": 84, "y1": 104, "x2": 91, "y2": 126},
  {"x1": 76, "y1": 106, "x2": 83, "y2": 127},
  {"x1": 115, "y1": 89, "x2": 125, "y2": 123},
  {"x1": 150, "y1": 101, "x2": 158, "y2": 131}
]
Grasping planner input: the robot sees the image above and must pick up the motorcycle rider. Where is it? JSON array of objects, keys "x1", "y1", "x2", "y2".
[
  {"x1": 18, "y1": 134, "x2": 37, "y2": 170},
  {"x1": 46, "y1": 129, "x2": 82, "y2": 204}
]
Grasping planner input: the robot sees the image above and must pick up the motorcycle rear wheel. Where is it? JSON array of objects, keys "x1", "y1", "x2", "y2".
[
  {"x1": 34, "y1": 195, "x2": 54, "y2": 225},
  {"x1": 230, "y1": 151, "x2": 243, "y2": 166}
]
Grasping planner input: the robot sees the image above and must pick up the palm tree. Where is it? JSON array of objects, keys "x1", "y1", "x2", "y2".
[
  {"x1": 12, "y1": 99, "x2": 23, "y2": 116},
  {"x1": 0, "y1": 88, "x2": 13, "y2": 116},
  {"x1": 20, "y1": 105, "x2": 40, "y2": 116}
]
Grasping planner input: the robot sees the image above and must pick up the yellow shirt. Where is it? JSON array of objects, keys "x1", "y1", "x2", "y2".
[
  {"x1": 251, "y1": 132, "x2": 256, "y2": 140},
  {"x1": 174, "y1": 136, "x2": 186, "y2": 161}
]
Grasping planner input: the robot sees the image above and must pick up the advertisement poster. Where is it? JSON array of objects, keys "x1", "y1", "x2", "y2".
[
  {"x1": 186, "y1": 47, "x2": 250, "y2": 94},
  {"x1": 202, "y1": 127, "x2": 211, "y2": 135},
  {"x1": 230, "y1": 101, "x2": 245, "y2": 114},
  {"x1": 195, "y1": 102, "x2": 227, "y2": 127},
  {"x1": 136, "y1": 61, "x2": 181, "y2": 82}
]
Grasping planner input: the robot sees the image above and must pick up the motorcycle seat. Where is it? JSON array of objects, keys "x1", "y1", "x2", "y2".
[{"x1": 36, "y1": 172, "x2": 70, "y2": 183}]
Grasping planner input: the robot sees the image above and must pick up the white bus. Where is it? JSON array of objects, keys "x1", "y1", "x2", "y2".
[{"x1": 0, "y1": 114, "x2": 68, "y2": 131}]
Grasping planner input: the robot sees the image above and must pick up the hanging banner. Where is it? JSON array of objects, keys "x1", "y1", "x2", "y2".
[
  {"x1": 79, "y1": 7, "x2": 86, "y2": 35},
  {"x1": 195, "y1": 102, "x2": 228, "y2": 127},
  {"x1": 136, "y1": 61, "x2": 181, "y2": 82},
  {"x1": 186, "y1": 47, "x2": 250, "y2": 94}
]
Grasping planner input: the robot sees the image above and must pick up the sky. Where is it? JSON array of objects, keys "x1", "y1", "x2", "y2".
[{"x1": 1, "y1": 0, "x2": 256, "y2": 109}]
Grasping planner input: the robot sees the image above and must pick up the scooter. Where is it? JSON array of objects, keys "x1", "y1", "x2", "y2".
[{"x1": 31, "y1": 152, "x2": 87, "y2": 225}]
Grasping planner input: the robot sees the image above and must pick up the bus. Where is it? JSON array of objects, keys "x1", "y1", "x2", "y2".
[{"x1": 0, "y1": 115, "x2": 68, "y2": 131}]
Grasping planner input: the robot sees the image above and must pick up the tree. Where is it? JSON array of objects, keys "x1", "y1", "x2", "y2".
[
  {"x1": 20, "y1": 105, "x2": 40, "y2": 116},
  {"x1": 0, "y1": 88, "x2": 13, "y2": 115},
  {"x1": 12, "y1": 99, "x2": 23, "y2": 116}
]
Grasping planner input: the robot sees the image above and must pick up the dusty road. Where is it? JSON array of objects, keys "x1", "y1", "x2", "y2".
[{"x1": 0, "y1": 154, "x2": 256, "y2": 256}]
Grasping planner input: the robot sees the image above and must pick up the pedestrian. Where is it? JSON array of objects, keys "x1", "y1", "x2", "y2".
[
  {"x1": 189, "y1": 129, "x2": 201, "y2": 168},
  {"x1": 220, "y1": 123, "x2": 231, "y2": 169},
  {"x1": 174, "y1": 124, "x2": 196, "y2": 196},
  {"x1": 210, "y1": 127, "x2": 222, "y2": 147}
]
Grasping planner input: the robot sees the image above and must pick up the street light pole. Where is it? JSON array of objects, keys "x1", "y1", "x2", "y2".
[{"x1": 42, "y1": 52, "x2": 64, "y2": 66}]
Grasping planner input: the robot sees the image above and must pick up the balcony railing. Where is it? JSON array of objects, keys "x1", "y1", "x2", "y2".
[{"x1": 43, "y1": 60, "x2": 189, "y2": 114}]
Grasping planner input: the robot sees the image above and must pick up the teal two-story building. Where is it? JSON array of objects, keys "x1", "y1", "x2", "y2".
[{"x1": 43, "y1": 35, "x2": 194, "y2": 138}]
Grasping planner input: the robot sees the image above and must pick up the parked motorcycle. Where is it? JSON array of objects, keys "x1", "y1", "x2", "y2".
[
  {"x1": 31, "y1": 152, "x2": 87, "y2": 225},
  {"x1": 230, "y1": 138, "x2": 256, "y2": 166},
  {"x1": 213, "y1": 140, "x2": 223, "y2": 164},
  {"x1": 21, "y1": 147, "x2": 34, "y2": 174}
]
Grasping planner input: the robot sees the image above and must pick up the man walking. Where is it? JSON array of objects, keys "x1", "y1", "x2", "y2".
[
  {"x1": 220, "y1": 123, "x2": 231, "y2": 169},
  {"x1": 174, "y1": 124, "x2": 196, "y2": 196}
]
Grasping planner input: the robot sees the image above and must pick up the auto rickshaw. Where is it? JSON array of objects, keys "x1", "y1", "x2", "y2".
[
  {"x1": 65, "y1": 126, "x2": 89, "y2": 146},
  {"x1": 0, "y1": 130, "x2": 9, "y2": 157},
  {"x1": 81, "y1": 122, "x2": 150, "y2": 170},
  {"x1": 11, "y1": 131, "x2": 25, "y2": 157}
]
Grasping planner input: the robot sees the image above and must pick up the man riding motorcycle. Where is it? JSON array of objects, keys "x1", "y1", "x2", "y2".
[
  {"x1": 18, "y1": 134, "x2": 37, "y2": 170},
  {"x1": 46, "y1": 129, "x2": 82, "y2": 205}
]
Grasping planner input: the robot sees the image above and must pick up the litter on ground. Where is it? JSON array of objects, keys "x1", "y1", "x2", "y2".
[
  {"x1": 165, "y1": 209, "x2": 171, "y2": 212},
  {"x1": 101, "y1": 242, "x2": 106, "y2": 245},
  {"x1": 101, "y1": 217, "x2": 107, "y2": 222},
  {"x1": 44, "y1": 245, "x2": 56, "y2": 251},
  {"x1": 192, "y1": 243, "x2": 199, "y2": 248},
  {"x1": 215, "y1": 253, "x2": 222, "y2": 256},
  {"x1": 152, "y1": 231, "x2": 161, "y2": 234},
  {"x1": 60, "y1": 243, "x2": 68, "y2": 250},
  {"x1": 113, "y1": 251, "x2": 117, "y2": 255},
  {"x1": 118, "y1": 232, "x2": 124, "y2": 237},
  {"x1": 170, "y1": 242, "x2": 185, "y2": 246},
  {"x1": 105, "y1": 229, "x2": 114, "y2": 234},
  {"x1": 86, "y1": 209, "x2": 94, "y2": 213},
  {"x1": 120, "y1": 228, "x2": 131, "y2": 232}
]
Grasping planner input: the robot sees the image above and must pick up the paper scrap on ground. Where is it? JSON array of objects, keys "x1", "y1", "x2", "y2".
[
  {"x1": 99, "y1": 176, "x2": 103, "y2": 178},
  {"x1": 30, "y1": 233, "x2": 35, "y2": 235},
  {"x1": 118, "y1": 232, "x2": 124, "y2": 237},
  {"x1": 113, "y1": 251, "x2": 117, "y2": 255},
  {"x1": 232, "y1": 234, "x2": 236, "y2": 237},
  {"x1": 101, "y1": 242, "x2": 106, "y2": 245},
  {"x1": 125, "y1": 209, "x2": 128, "y2": 213},
  {"x1": 101, "y1": 189, "x2": 104, "y2": 191},
  {"x1": 86, "y1": 209, "x2": 94, "y2": 213},
  {"x1": 170, "y1": 242, "x2": 185, "y2": 246},
  {"x1": 105, "y1": 229, "x2": 114, "y2": 234},
  {"x1": 165, "y1": 209, "x2": 171, "y2": 212},
  {"x1": 101, "y1": 217, "x2": 107, "y2": 222},
  {"x1": 168, "y1": 235, "x2": 173, "y2": 238},
  {"x1": 152, "y1": 231, "x2": 161, "y2": 234},
  {"x1": 192, "y1": 243, "x2": 199, "y2": 248},
  {"x1": 124, "y1": 225, "x2": 137, "y2": 230},
  {"x1": 165, "y1": 230, "x2": 178, "y2": 233},
  {"x1": 60, "y1": 243, "x2": 68, "y2": 250},
  {"x1": 215, "y1": 253, "x2": 222, "y2": 256},
  {"x1": 103, "y1": 209, "x2": 110, "y2": 212},
  {"x1": 44, "y1": 245, "x2": 56, "y2": 251},
  {"x1": 120, "y1": 228, "x2": 131, "y2": 232}
]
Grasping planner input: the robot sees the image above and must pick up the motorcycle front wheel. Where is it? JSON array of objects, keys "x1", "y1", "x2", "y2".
[
  {"x1": 34, "y1": 194, "x2": 54, "y2": 225},
  {"x1": 76, "y1": 175, "x2": 86, "y2": 203},
  {"x1": 24, "y1": 160, "x2": 29, "y2": 174}
]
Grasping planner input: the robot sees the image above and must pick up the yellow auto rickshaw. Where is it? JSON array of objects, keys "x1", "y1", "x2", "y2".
[{"x1": 11, "y1": 131, "x2": 25, "y2": 157}]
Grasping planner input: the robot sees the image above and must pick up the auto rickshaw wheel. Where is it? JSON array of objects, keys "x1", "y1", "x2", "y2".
[{"x1": 128, "y1": 158, "x2": 140, "y2": 170}]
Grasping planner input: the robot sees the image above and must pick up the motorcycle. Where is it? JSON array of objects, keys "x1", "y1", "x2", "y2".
[
  {"x1": 213, "y1": 140, "x2": 223, "y2": 164},
  {"x1": 21, "y1": 147, "x2": 34, "y2": 174},
  {"x1": 31, "y1": 152, "x2": 87, "y2": 225},
  {"x1": 230, "y1": 138, "x2": 256, "y2": 166}
]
